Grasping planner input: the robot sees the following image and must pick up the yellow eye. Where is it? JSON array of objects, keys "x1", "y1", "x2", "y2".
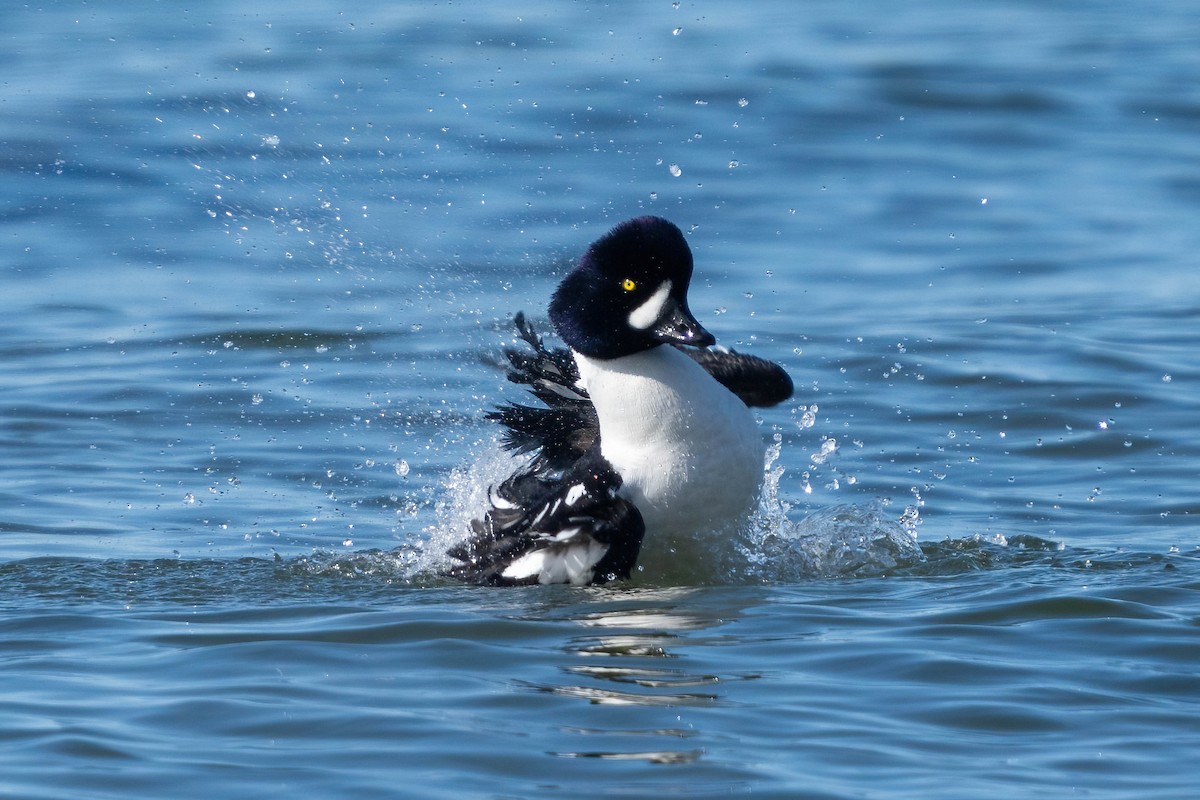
[{"x1": 621, "y1": 278, "x2": 637, "y2": 292}]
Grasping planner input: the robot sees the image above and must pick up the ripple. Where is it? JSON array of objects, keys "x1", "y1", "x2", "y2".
[
  {"x1": 565, "y1": 665, "x2": 722, "y2": 689},
  {"x1": 519, "y1": 680, "x2": 724, "y2": 707},
  {"x1": 551, "y1": 748, "x2": 704, "y2": 764}
]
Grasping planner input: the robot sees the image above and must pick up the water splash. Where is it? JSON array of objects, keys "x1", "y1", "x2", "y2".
[
  {"x1": 743, "y1": 503, "x2": 925, "y2": 581},
  {"x1": 736, "y1": 439, "x2": 925, "y2": 581},
  {"x1": 411, "y1": 439, "x2": 533, "y2": 577},
  {"x1": 402, "y1": 433, "x2": 927, "y2": 586}
]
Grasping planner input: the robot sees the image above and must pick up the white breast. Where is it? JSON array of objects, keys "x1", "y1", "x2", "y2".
[{"x1": 574, "y1": 347, "x2": 764, "y2": 540}]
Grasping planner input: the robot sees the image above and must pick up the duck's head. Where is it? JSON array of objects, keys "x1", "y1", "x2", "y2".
[{"x1": 549, "y1": 216, "x2": 715, "y2": 360}]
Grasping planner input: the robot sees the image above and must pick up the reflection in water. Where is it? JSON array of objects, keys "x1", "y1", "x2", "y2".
[
  {"x1": 566, "y1": 665, "x2": 721, "y2": 690},
  {"x1": 526, "y1": 681, "x2": 720, "y2": 708},
  {"x1": 554, "y1": 748, "x2": 705, "y2": 765},
  {"x1": 520, "y1": 588, "x2": 761, "y2": 765}
]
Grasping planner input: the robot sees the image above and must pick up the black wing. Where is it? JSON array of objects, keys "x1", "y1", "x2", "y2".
[
  {"x1": 485, "y1": 312, "x2": 599, "y2": 472},
  {"x1": 446, "y1": 448, "x2": 645, "y2": 586},
  {"x1": 680, "y1": 346, "x2": 795, "y2": 408}
]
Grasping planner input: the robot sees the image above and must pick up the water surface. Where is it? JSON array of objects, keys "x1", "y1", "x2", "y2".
[{"x1": 3, "y1": 1, "x2": 1199, "y2": 797}]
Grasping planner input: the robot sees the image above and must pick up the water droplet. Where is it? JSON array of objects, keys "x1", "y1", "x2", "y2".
[
  {"x1": 737, "y1": 97, "x2": 749, "y2": 107},
  {"x1": 394, "y1": 459, "x2": 410, "y2": 477},
  {"x1": 672, "y1": 27, "x2": 683, "y2": 35},
  {"x1": 669, "y1": 163, "x2": 682, "y2": 177},
  {"x1": 810, "y1": 437, "x2": 838, "y2": 464}
]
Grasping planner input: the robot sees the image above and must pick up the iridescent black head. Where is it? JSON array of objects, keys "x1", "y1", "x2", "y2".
[{"x1": 548, "y1": 216, "x2": 714, "y2": 360}]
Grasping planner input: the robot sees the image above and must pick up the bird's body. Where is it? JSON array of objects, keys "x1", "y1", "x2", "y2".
[{"x1": 445, "y1": 216, "x2": 792, "y2": 586}]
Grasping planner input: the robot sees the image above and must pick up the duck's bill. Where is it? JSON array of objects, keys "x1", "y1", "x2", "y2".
[{"x1": 651, "y1": 301, "x2": 716, "y2": 348}]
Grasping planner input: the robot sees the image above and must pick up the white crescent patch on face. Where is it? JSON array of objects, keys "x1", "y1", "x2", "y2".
[{"x1": 627, "y1": 280, "x2": 673, "y2": 330}]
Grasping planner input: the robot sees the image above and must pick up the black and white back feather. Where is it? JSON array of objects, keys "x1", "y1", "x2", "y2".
[{"x1": 445, "y1": 447, "x2": 644, "y2": 586}]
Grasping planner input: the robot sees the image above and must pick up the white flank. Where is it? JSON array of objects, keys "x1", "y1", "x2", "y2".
[
  {"x1": 500, "y1": 539, "x2": 608, "y2": 585},
  {"x1": 501, "y1": 550, "x2": 548, "y2": 581},
  {"x1": 627, "y1": 281, "x2": 672, "y2": 330}
]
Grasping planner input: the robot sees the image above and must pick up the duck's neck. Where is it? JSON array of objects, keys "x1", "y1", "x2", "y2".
[{"x1": 574, "y1": 347, "x2": 707, "y2": 446}]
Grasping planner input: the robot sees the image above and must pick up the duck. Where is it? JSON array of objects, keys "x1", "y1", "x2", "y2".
[{"x1": 445, "y1": 216, "x2": 793, "y2": 586}]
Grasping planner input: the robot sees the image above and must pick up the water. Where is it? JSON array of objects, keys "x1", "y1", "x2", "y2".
[{"x1": 3, "y1": 1, "x2": 1199, "y2": 797}]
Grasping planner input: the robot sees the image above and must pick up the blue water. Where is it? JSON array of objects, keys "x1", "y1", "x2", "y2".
[{"x1": 4, "y1": 1, "x2": 1200, "y2": 797}]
